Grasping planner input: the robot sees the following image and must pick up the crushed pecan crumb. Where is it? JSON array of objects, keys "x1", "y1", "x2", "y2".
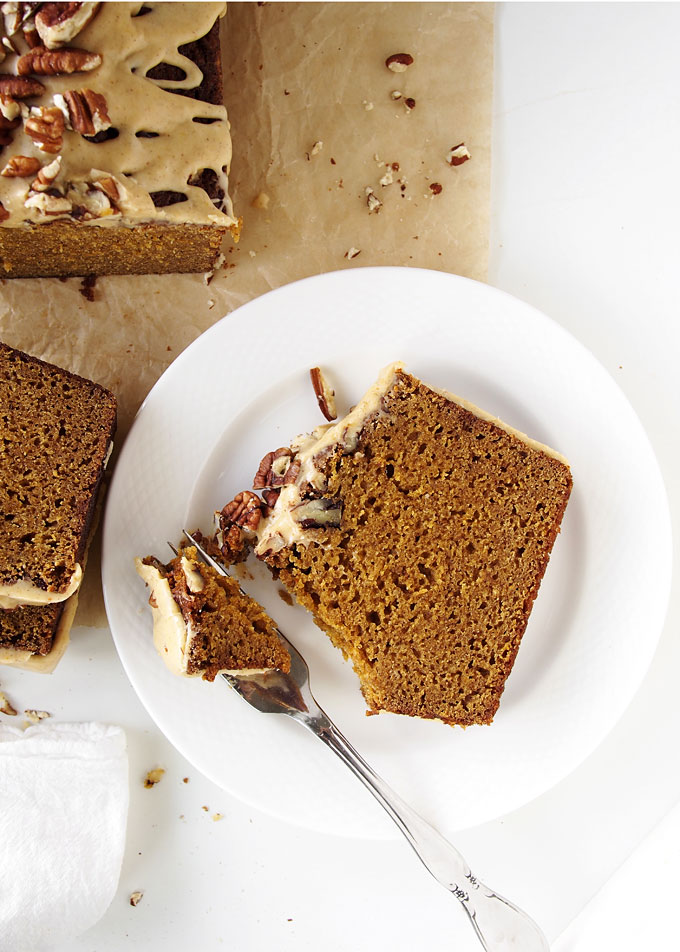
[
  {"x1": 365, "y1": 186, "x2": 382, "y2": 213},
  {"x1": 429, "y1": 182, "x2": 443, "y2": 195},
  {"x1": 24, "y1": 709, "x2": 51, "y2": 723},
  {"x1": 79, "y1": 273, "x2": 97, "y2": 301},
  {"x1": 344, "y1": 246, "x2": 361, "y2": 259},
  {"x1": 129, "y1": 891, "x2": 144, "y2": 907}
]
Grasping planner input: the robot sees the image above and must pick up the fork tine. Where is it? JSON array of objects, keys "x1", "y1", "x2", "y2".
[
  {"x1": 182, "y1": 528, "x2": 306, "y2": 671},
  {"x1": 182, "y1": 529, "x2": 229, "y2": 577},
  {"x1": 167, "y1": 541, "x2": 179, "y2": 556}
]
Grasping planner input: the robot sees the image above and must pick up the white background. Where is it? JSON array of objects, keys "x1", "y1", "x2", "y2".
[{"x1": 5, "y1": 4, "x2": 680, "y2": 950}]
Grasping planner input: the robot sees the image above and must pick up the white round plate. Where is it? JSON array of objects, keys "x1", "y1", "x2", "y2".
[{"x1": 102, "y1": 268, "x2": 671, "y2": 839}]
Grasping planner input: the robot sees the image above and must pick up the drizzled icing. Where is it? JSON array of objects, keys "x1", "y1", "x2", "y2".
[{"x1": 0, "y1": 2, "x2": 235, "y2": 227}]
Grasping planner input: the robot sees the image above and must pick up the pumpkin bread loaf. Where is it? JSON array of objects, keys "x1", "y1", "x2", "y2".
[{"x1": 0, "y1": 2, "x2": 237, "y2": 277}]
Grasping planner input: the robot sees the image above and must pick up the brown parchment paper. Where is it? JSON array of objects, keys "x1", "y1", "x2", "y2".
[{"x1": 0, "y1": 2, "x2": 494, "y2": 628}]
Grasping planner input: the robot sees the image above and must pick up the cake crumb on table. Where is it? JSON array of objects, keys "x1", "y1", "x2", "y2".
[
  {"x1": 24, "y1": 709, "x2": 51, "y2": 723},
  {"x1": 0, "y1": 690, "x2": 17, "y2": 716},
  {"x1": 129, "y1": 891, "x2": 143, "y2": 907},
  {"x1": 143, "y1": 767, "x2": 165, "y2": 788}
]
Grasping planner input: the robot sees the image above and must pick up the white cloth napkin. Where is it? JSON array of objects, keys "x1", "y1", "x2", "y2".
[
  {"x1": 0, "y1": 721, "x2": 128, "y2": 951},
  {"x1": 554, "y1": 797, "x2": 680, "y2": 950}
]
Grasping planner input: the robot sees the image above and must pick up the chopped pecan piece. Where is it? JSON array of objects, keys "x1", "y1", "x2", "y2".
[
  {"x1": 0, "y1": 202, "x2": 9, "y2": 221},
  {"x1": 261, "y1": 488, "x2": 280, "y2": 513},
  {"x1": 31, "y1": 155, "x2": 61, "y2": 190},
  {"x1": 0, "y1": 74, "x2": 45, "y2": 99},
  {"x1": 446, "y1": 142, "x2": 471, "y2": 167},
  {"x1": 385, "y1": 52, "x2": 414, "y2": 72},
  {"x1": 0, "y1": 95, "x2": 21, "y2": 122},
  {"x1": 25, "y1": 105, "x2": 64, "y2": 153},
  {"x1": 293, "y1": 497, "x2": 342, "y2": 530},
  {"x1": 92, "y1": 173, "x2": 119, "y2": 202},
  {"x1": 24, "y1": 189, "x2": 72, "y2": 215},
  {"x1": 309, "y1": 367, "x2": 337, "y2": 421},
  {"x1": 18, "y1": 45, "x2": 102, "y2": 75},
  {"x1": 1, "y1": 154, "x2": 41, "y2": 177},
  {"x1": 35, "y1": 2, "x2": 101, "y2": 49},
  {"x1": 253, "y1": 447, "x2": 296, "y2": 490}
]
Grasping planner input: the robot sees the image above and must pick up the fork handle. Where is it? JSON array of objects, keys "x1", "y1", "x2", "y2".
[{"x1": 310, "y1": 718, "x2": 549, "y2": 952}]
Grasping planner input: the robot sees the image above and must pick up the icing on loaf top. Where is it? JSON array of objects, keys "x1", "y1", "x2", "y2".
[{"x1": 0, "y1": 2, "x2": 235, "y2": 228}]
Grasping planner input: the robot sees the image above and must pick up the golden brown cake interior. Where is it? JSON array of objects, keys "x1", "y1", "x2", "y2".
[
  {"x1": 262, "y1": 368, "x2": 572, "y2": 726},
  {"x1": 0, "y1": 342, "x2": 117, "y2": 606},
  {"x1": 138, "y1": 547, "x2": 290, "y2": 680}
]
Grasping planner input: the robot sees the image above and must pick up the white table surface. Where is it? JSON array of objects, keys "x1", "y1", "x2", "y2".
[{"x1": 4, "y1": 4, "x2": 680, "y2": 950}]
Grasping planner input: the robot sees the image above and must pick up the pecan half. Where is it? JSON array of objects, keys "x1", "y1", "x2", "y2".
[
  {"x1": 220, "y1": 490, "x2": 263, "y2": 532},
  {"x1": 1, "y1": 154, "x2": 41, "y2": 177},
  {"x1": 0, "y1": 74, "x2": 45, "y2": 99},
  {"x1": 25, "y1": 105, "x2": 64, "y2": 153},
  {"x1": 56, "y1": 87, "x2": 110, "y2": 134},
  {"x1": 18, "y1": 45, "x2": 102, "y2": 75},
  {"x1": 309, "y1": 367, "x2": 337, "y2": 421},
  {"x1": 35, "y1": 2, "x2": 101, "y2": 49},
  {"x1": 253, "y1": 447, "x2": 296, "y2": 490}
]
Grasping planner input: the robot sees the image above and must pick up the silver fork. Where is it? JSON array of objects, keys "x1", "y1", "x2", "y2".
[{"x1": 182, "y1": 529, "x2": 550, "y2": 952}]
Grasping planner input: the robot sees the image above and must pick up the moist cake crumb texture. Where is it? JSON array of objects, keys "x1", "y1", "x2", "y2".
[
  {"x1": 261, "y1": 367, "x2": 572, "y2": 726},
  {"x1": 0, "y1": 342, "x2": 116, "y2": 598},
  {"x1": 138, "y1": 547, "x2": 290, "y2": 680}
]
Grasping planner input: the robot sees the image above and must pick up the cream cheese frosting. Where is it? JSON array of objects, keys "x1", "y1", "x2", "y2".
[
  {"x1": 134, "y1": 557, "x2": 195, "y2": 677},
  {"x1": 255, "y1": 361, "x2": 570, "y2": 556},
  {"x1": 0, "y1": 563, "x2": 83, "y2": 609},
  {"x1": 0, "y1": 2, "x2": 235, "y2": 228}
]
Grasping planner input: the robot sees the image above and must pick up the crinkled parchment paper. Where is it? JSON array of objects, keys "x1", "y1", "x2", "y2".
[{"x1": 0, "y1": 2, "x2": 493, "y2": 628}]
